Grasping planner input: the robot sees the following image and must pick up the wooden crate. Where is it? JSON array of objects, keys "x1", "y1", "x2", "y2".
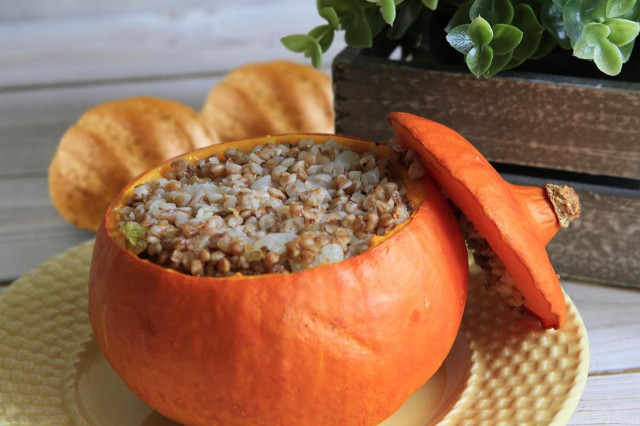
[{"x1": 333, "y1": 48, "x2": 640, "y2": 288}]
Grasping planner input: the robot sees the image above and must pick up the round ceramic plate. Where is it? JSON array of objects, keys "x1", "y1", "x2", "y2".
[{"x1": 0, "y1": 240, "x2": 589, "y2": 426}]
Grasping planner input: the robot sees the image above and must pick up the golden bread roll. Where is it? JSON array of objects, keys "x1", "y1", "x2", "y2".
[
  {"x1": 49, "y1": 96, "x2": 219, "y2": 231},
  {"x1": 200, "y1": 60, "x2": 334, "y2": 141}
]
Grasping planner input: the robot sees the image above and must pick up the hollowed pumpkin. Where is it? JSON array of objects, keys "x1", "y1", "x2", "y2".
[{"x1": 88, "y1": 133, "x2": 468, "y2": 426}]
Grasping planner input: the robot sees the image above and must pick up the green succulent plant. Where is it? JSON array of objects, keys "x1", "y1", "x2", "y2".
[{"x1": 282, "y1": 0, "x2": 640, "y2": 77}]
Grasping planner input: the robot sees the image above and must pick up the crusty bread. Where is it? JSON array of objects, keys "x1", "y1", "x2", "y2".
[
  {"x1": 49, "y1": 96, "x2": 219, "y2": 231},
  {"x1": 200, "y1": 60, "x2": 334, "y2": 141}
]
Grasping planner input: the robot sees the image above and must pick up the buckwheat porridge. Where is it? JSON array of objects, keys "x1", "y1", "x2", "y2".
[{"x1": 118, "y1": 138, "x2": 427, "y2": 277}]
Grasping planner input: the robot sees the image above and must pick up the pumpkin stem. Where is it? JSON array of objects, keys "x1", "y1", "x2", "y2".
[
  {"x1": 545, "y1": 184, "x2": 581, "y2": 228},
  {"x1": 509, "y1": 183, "x2": 580, "y2": 247}
]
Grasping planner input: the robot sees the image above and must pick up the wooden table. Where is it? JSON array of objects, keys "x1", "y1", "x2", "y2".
[{"x1": 1, "y1": 1, "x2": 638, "y2": 424}]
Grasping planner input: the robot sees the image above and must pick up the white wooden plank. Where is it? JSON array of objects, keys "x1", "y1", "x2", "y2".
[
  {"x1": 569, "y1": 373, "x2": 640, "y2": 425},
  {"x1": 0, "y1": 1, "x2": 344, "y2": 88},
  {"x1": 0, "y1": 0, "x2": 234, "y2": 21},
  {"x1": 0, "y1": 174, "x2": 93, "y2": 282},
  {"x1": 0, "y1": 76, "x2": 223, "y2": 179},
  {"x1": 563, "y1": 281, "x2": 640, "y2": 374}
]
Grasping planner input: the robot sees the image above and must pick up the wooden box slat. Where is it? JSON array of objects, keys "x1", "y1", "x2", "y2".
[{"x1": 333, "y1": 48, "x2": 640, "y2": 180}]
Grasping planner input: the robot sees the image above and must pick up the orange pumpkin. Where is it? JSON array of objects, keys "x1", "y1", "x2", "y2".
[
  {"x1": 49, "y1": 97, "x2": 220, "y2": 231},
  {"x1": 88, "y1": 133, "x2": 468, "y2": 426},
  {"x1": 200, "y1": 61, "x2": 334, "y2": 141}
]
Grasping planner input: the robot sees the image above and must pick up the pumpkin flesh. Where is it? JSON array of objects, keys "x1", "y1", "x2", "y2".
[{"x1": 89, "y1": 134, "x2": 468, "y2": 426}]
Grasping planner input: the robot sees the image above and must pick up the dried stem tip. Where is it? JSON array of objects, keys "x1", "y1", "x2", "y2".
[{"x1": 545, "y1": 184, "x2": 580, "y2": 228}]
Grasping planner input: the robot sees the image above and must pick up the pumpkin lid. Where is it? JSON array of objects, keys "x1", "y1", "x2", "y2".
[{"x1": 388, "y1": 112, "x2": 580, "y2": 329}]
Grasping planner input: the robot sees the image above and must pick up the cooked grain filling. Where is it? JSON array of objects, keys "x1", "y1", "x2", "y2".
[{"x1": 118, "y1": 138, "x2": 426, "y2": 277}]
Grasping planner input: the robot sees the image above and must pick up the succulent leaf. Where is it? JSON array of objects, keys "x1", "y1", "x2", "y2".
[
  {"x1": 421, "y1": 0, "x2": 439, "y2": 10},
  {"x1": 512, "y1": 4, "x2": 545, "y2": 59},
  {"x1": 445, "y1": 1, "x2": 473, "y2": 32},
  {"x1": 281, "y1": 34, "x2": 316, "y2": 52},
  {"x1": 447, "y1": 24, "x2": 476, "y2": 53},
  {"x1": 605, "y1": 18, "x2": 640, "y2": 45},
  {"x1": 469, "y1": 16, "x2": 494, "y2": 45},
  {"x1": 485, "y1": 51, "x2": 514, "y2": 76},
  {"x1": 344, "y1": 6, "x2": 373, "y2": 48},
  {"x1": 319, "y1": 7, "x2": 341, "y2": 29},
  {"x1": 491, "y1": 24, "x2": 524, "y2": 54},
  {"x1": 606, "y1": 0, "x2": 637, "y2": 18},
  {"x1": 594, "y1": 38, "x2": 624, "y2": 74},
  {"x1": 466, "y1": 44, "x2": 494, "y2": 76},
  {"x1": 379, "y1": 0, "x2": 398, "y2": 24},
  {"x1": 541, "y1": 0, "x2": 573, "y2": 48},
  {"x1": 470, "y1": 0, "x2": 515, "y2": 25}
]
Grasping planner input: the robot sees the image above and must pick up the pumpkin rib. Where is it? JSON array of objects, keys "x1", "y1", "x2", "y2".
[
  {"x1": 90, "y1": 133, "x2": 468, "y2": 426},
  {"x1": 388, "y1": 112, "x2": 567, "y2": 329},
  {"x1": 253, "y1": 62, "x2": 331, "y2": 132},
  {"x1": 77, "y1": 111, "x2": 150, "y2": 174},
  {"x1": 222, "y1": 75, "x2": 286, "y2": 136},
  {"x1": 129, "y1": 97, "x2": 218, "y2": 153}
]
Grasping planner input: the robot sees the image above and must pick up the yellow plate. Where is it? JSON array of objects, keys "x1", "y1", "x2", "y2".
[{"x1": 0, "y1": 240, "x2": 589, "y2": 425}]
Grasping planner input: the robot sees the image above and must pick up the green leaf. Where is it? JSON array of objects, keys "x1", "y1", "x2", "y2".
[
  {"x1": 563, "y1": 0, "x2": 584, "y2": 42},
  {"x1": 470, "y1": 0, "x2": 515, "y2": 25},
  {"x1": 320, "y1": 29, "x2": 335, "y2": 52},
  {"x1": 490, "y1": 24, "x2": 524, "y2": 54},
  {"x1": 582, "y1": 22, "x2": 612, "y2": 44},
  {"x1": 120, "y1": 222, "x2": 148, "y2": 254},
  {"x1": 485, "y1": 51, "x2": 514, "y2": 76},
  {"x1": 552, "y1": 0, "x2": 569, "y2": 10},
  {"x1": 344, "y1": 7, "x2": 373, "y2": 48},
  {"x1": 445, "y1": 1, "x2": 473, "y2": 32},
  {"x1": 317, "y1": 0, "x2": 355, "y2": 15},
  {"x1": 466, "y1": 44, "x2": 494, "y2": 76},
  {"x1": 498, "y1": 55, "x2": 524, "y2": 70},
  {"x1": 605, "y1": 18, "x2": 640, "y2": 45},
  {"x1": 379, "y1": 0, "x2": 397, "y2": 24},
  {"x1": 541, "y1": 0, "x2": 573, "y2": 48},
  {"x1": 619, "y1": 39, "x2": 636, "y2": 60},
  {"x1": 531, "y1": 30, "x2": 561, "y2": 58},
  {"x1": 422, "y1": 0, "x2": 439, "y2": 9},
  {"x1": 446, "y1": 24, "x2": 475, "y2": 53},
  {"x1": 365, "y1": 3, "x2": 387, "y2": 38},
  {"x1": 388, "y1": 0, "x2": 424, "y2": 39},
  {"x1": 619, "y1": 1, "x2": 640, "y2": 20},
  {"x1": 309, "y1": 25, "x2": 335, "y2": 52},
  {"x1": 469, "y1": 16, "x2": 494, "y2": 45},
  {"x1": 606, "y1": 0, "x2": 637, "y2": 17},
  {"x1": 319, "y1": 7, "x2": 340, "y2": 29},
  {"x1": 573, "y1": 33, "x2": 597, "y2": 57},
  {"x1": 281, "y1": 34, "x2": 315, "y2": 53},
  {"x1": 511, "y1": 4, "x2": 545, "y2": 59},
  {"x1": 310, "y1": 40, "x2": 324, "y2": 68},
  {"x1": 594, "y1": 38, "x2": 624, "y2": 74},
  {"x1": 581, "y1": 0, "x2": 608, "y2": 20},
  {"x1": 572, "y1": 22, "x2": 611, "y2": 59}
]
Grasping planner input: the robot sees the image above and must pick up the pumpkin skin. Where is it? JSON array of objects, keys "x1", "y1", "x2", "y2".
[
  {"x1": 200, "y1": 61, "x2": 334, "y2": 141},
  {"x1": 88, "y1": 134, "x2": 468, "y2": 426},
  {"x1": 49, "y1": 96, "x2": 219, "y2": 231}
]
